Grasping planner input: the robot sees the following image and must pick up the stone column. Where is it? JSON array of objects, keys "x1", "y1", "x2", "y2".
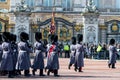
[
  {"x1": 82, "y1": 13, "x2": 99, "y2": 45},
  {"x1": 14, "y1": 12, "x2": 31, "y2": 41}
]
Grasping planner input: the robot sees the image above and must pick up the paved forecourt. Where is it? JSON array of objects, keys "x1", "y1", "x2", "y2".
[{"x1": 0, "y1": 58, "x2": 120, "y2": 80}]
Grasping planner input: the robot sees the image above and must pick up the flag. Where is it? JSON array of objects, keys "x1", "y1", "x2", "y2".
[{"x1": 50, "y1": 12, "x2": 56, "y2": 34}]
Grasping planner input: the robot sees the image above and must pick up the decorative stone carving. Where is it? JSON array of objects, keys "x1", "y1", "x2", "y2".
[
  {"x1": 83, "y1": 0, "x2": 98, "y2": 13},
  {"x1": 16, "y1": 0, "x2": 31, "y2": 12}
]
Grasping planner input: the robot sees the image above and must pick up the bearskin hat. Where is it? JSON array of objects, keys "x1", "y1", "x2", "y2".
[
  {"x1": 109, "y1": 38, "x2": 115, "y2": 45},
  {"x1": 50, "y1": 34, "x2": 55, "y2": 42},
  {"x1": 35, "y1": 32, "x2": 42, "y2": 41},
  {"x1": 2, "y1": 32, "x2": 10, "y2": 42},
  {"x1": 71, "y1": 37, "x2": 76, "y2": 44},
  {"x1": 54, "y1": 35, "x2": 58, "y2": 42},
  {"x1": 20, "y1": 32, "x2": 29, "y2": 41},
  {"x1": 9, "y1": 33, "x2": 14, "y2": 42},
  {"x1": 77, "y1": 34, "x2": 83, "y2": 43},
  {"x1": 13, "y1": 34, "x2": 17, "y2": 42}
]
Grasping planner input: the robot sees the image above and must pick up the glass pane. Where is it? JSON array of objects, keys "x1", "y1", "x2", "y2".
[
  {"x1": 62, "y1": 0, "x2": 72, "y2": 8},
  {"x1": 116, "y1": 0, "x2": 120, "y2": 8},
  {"x1": 55, "y1": 0, "x2": 62, "y2": 6}
]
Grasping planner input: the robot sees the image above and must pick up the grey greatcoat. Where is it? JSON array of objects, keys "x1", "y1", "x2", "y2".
[
  {"x1": 11, "y1": 43, "x2": 18, "y2": 69},
  {"x1": 75, "y1": 43, "x2": 84, "y2": 68},
  {"x1": 0, "y1": 44, "x2": 2, "y2": 62},
  {"x1": 108, "y1": 45, "x2": 117, "y2": 64},
  {"x1": 46, "y1": 43, "x2": 59, "y2": 70},
  {"x1": 32, "y1": 41, "x2": 46, "y2": 69},
  {"x1": 16, "y1": 41, "x2": 32, "y2": 70},
  {"x1": 69, "y1": 44, "x2": 76, "y2": 65},
  {"x1": 0, "y1": 42, "x2": 13, "y2": 71}
]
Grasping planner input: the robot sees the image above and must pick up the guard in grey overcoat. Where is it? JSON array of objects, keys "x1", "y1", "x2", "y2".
[
  {"x1": 0, "y1": 32, "x2": 14, "y2": 78},
  {"x1": 108, "y1": 39, "x2": 117, "y2": 69},
  {"x1": 45, "y1": 34, "x2": 59, "y2": 77},
  {"x1": 32, "y1": 32, "x2": 46, "y2": 76},
  {"x1": 68, "y1": 37, "x2": 76, "y2": 69},
  {"x1": 16, "y1": 32, "x2": 32, "y2": 76},
  {"x1": 74, "y1": 34, "x2": 84, "y2": 72},
  {"x1": 10, "y1": 34, "x2": 19, "y2": 75}
]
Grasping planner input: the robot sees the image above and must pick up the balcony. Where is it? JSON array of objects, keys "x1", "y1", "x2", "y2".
[{"x1": 98, "y1": 8, "x2": 120, "y2": 15}]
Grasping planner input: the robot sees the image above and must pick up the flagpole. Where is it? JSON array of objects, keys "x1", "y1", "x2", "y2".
[{"x1": 49, "y1": 0, "x2": 56, "y2": 35}]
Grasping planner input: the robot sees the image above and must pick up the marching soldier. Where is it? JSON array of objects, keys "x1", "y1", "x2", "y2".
[
  {"x1": 68, "y1": 37, "x2": 76, "y2": 70},
  {"x1": 32, "y1": 32, "x2": 46, "y2": 76},
  {"x1": 108, "y1": 39, "x2": 117, "y2": 69},
  {"x1": 45, "y1": 34, "x2": 60, "y2": 77},
  {"x1": 0, "y1": 32, "x2": 14, "y2": 78},
  {"x1": 74, "y1": 34, "x2": 84, "y2": 72},
  {"x1": 16, "y1": 32, "x2": 32, "y2": 77},
  {"x1": 10, "y1": 34, "x2": 19, "y2": 75}
]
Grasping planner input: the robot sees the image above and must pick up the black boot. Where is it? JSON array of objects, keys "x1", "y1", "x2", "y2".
[
  {"x1": 74, "y1": 65, "x2": 77, "y2": 72},
  {"x1": 112, "y1": 64, "x2": 116, "y2": 69},
  {"x1": 32, "y1": 69, "x2": 36, "y2": 75},
  {"x1": 17, "y1": 70, "x2": 21, "y2": 75},
  {"x1": 68, "y1": 64, "x2": 72, "y2": 69},
  {"x1": 47, "y1": 70, "x2": 50, "y2": 76},
  {"x1": 108, "y1": 64, "x2": 111, "y2": 68},
  {"x1": 79, "y1": 67, "x2": 83, "y2": 72},
  {"x1": 8, "y1": 71, "x2": 14, "y2": 78},
  {"x1": 24, "y1": 70, "x2": 31, "y2": 77},
  {"x1": 39, "y1": 69, "x2": 45, "y2": 76},
  {"x1": 54, "y1": 70, "x2": 60, "y2": 77}
]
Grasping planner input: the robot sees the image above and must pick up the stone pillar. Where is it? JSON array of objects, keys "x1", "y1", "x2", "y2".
[
  {"x1": 101, "y1": 29, "x2": 107, "y2": 43},
  {"x1": 14, "y1": 12, "x2": 31, "y2": 41},
  {"x1": 82, "y1": 13, "x2": 99, "y2": 45}
]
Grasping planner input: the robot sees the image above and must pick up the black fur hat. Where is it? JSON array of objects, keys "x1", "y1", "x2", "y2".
[
  {"x1": 77, "y1": 34, "x2": 83, "y2": 43},
  {"x1": 20, "y1": 32, "x2": 29, "y2": 41},
  {"x1": 2, "y1": 32, "x2": 10, "y2": 42},
  {"x1": 9, "y1": 33, "x2": 14, "y2": 42},
  {"x1": 35, "y1": 32, "x2": 42, "y2": 41},
  {"x1": 109, "y1": 38, "x2": 115, "y2": 45},
  {"x1": 54, "y1": 35, "x2": 58, "y2": 42},
  {"x1": 71, "y1": 37, "x2": 76, "y2": 44},
  {"x1": 13, "y1": 34, "x2": 17, "y2": 42},
  {"x1": 50, "y1": 34, "x2": 55, "y2": 42}
]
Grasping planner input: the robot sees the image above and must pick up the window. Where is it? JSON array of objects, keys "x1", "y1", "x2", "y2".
[
  {"x1": 25, "y1": 0, "x2": 34, "y2": 7},
  {"x1": 0, "y1": 0, "x2": 6, "y2": 2},
  {"x1": 55, "y1": 0, "x2": 62, "y2": 6},
  {"x1": 62, "y1": 0, "x2": 73, "y2": 11},
  {"x1": 116, "y1": 0, "x2": 120, "y2": 8},
  {"x1": 43, "y1": 0, "x2": 53, "y2": 6}
]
